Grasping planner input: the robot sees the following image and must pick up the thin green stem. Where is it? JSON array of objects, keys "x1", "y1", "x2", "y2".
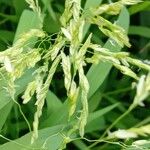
[
  {"x1": 88, "y1": 104, "x2": 135, "y2": 148},
  {"x1": 12, "y1": 96, "x2": 32, "y2": 132}
]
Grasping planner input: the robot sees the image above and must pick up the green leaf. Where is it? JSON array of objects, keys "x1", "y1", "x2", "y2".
[
  {"x1": 0, "y1": 30, "x2": 14, "y2": 42},
  {"x1": 0, "y1": 101, "x2": 13, "y2": 132},
  {"x1": 84, "y1": 0, "x2": 102, "y2": 9},
  {"x1": 73, "y1": 140, "x2": 89, "y2": 150},
  {"x1": 87, "y1": 103, "x2": 119, "y2": 123},
  {"x1": 129, "y1": 1, "x2": 150, "y2": 15},
  {"x1": 0, "y1": 125, "x2": 64, "y2": 150},
  {"x1": 46, "y1": 90, "x2": 63, "y2": 115},
  {"x1": 13, "y1": 10, "x2": 41, "y2": 42},
  {"x1": 86, "y1": 103, "x2": 119, "y2": 133},
  {"x1": 41, "y1": 101, "x2": 68, "y2": 128},
  {"x1": 129, "y1": 26, "x2": 150, "y2": 38},
  {"x1": 13, "y1": 0, "x2": 27, "y2": 17}
]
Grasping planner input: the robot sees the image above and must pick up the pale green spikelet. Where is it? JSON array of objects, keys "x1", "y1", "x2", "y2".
[
  {"x1": 109, "y1": 124, "x2": 150, "y2": 140},
  {"x1": 126, "y1": 57, "x2": 150, "y2": 71},
  {"x1": 68, "y1": 80, "x2": 79, "y2": 117},
  {"x1": 60, "y1": 0, "x2": 73, "y2": 26},
  {"x1": 113, "y1": 64, "x2": 139, "y2": 80},
  {"x1": 61, "y1": 51, "x2": 71, "y2": 93},
  {"x1": 32, "y1": 55, "x2": 61, "y2": 143},
  {"x1": 78, "y1": 64, "x2": 89, "y2": 137},
  {"x1": 22, "y1": 81, "x2": 36, "y2": 104},
  {"x1": 72, "y1": 0, "x2": 81, "y2": 22},
  {"x1": 90, "y1": 0, "x2": 142, "y2": 16},
  {"x1": 133, "y1": 73, "x2": 150, "y2": 107},
  {"x1": 90, "y1": 2, "x2": 123, "y2": 16},
  {"x1": 121, "y1": 0, "x2": 142, "y2": 5},
  {"x1": 89, "y1": 16, "x2": 131, "y2": 47},
  {"x1": 74, "y1": 33, "x2": 92, "y2": 71}
]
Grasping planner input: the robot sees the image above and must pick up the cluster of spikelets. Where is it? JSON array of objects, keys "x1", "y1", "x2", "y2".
[{"x1": 0, "y1": 0, "x2": 150, "y2": 144}]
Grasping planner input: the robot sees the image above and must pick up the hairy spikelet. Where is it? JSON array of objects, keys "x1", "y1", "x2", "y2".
[
  {"x1": 22, "y1": 81, "x2": 36, "y2": 104},
  {"x1": 61, "y1": 51, "x2": 71, "y2": 93},
  {"x1": 126, "y1": 57, "x2": 150, "y2": 71},
  {"x1": 32, "y1": 55, "x2": 61, "y2": 143},
  {"x1": 68, "y1": 80, "x2": 79, "y2": 117},
  {"x1": 90, "y1": 16, "x2": 131, "y2": 47},
  {"x1": 11, "y1": 49, "x2": 41, "y2": 79},
  {"x1": 90, "y1": 2, "x2": 123, "y2": 15},
  {"x1": 90, "y1": 0, "x2": 142, "y2": 16},
  {"x1": 72, "y1": 0, "x2": 81, "y2": 22},
  {"x1": 109, "y1": 124, "x2": 150, "y2": 140},
  {"x1": 74, "y1": 33, "x2": 92, "y2": 72},
  {"x1": 121, "y1": 0, "x2": 142, "y2": 5},
  {"x1": 60, "y1": 0, "x2": 73, "y2": 27},
  {"x1": 113, "y1": 64, "x2": 139, "y2": 80},
  {"x1": 78, "y1": 64, "x2": 89, "y2": 137},
  {"x1": 133, "y1": 73, "x2": 150, "y2": 107}
]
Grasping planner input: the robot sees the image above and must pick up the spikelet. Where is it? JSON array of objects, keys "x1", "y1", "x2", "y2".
[
  {"x1": 74, "y1": 34, "x2": 92, "y2": 71},
  {"x1": 90, "y1": 16, "x2": 131, "y2": 47},
  {"x1": 113, "y1": 64, "x2": 139, "y2": 80},
  {"x1": 109, "y1": 124, "x2": 150, "y2": 140},
  {"x1": 22, "y1": 81, "x2": 36, "y2": 104},
  {"x1": 133, "y1": 73, "x2": 150, "y2": 107},
  {"x1": 32, "y1": 55, "x2": 61, "y2": 143},
  {"x1": 90, "y1": 0, "x2": 142, "y2": 16},
  {"x1": 90, "y1": 2, "x2": 123, "y2": 15},
  {"x1": 68, "y1": 80, "x2": 79, "y2": 117},
  {"x1": 121, "y1": 0, "x2": 142, "y2": 5},
  {"x1": 61, "y1": 51, "x2": 71, "y2": 93},
  {"x1": 60, "y1": 0, "x2": 73, "y2": 26},
  {"x1": 78, "y1": 64, "x2": 89, "y2": 137}
]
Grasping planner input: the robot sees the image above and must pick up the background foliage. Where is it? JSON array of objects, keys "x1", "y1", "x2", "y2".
[{"x1": 0, "y1": 0, "x2": 150, "y2": 150}]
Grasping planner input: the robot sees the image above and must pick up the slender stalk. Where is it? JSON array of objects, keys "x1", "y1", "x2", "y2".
[{"x1": 88, "y1": 104, "x2": 135, "y2": 148}]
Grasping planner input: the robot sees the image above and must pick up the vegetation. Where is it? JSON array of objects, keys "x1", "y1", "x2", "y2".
[{"x1": 0, "y1": 0, "x2": 150, "y2": 149}]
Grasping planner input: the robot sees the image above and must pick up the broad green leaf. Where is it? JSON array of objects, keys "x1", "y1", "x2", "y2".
[
  {"x1": 0, "y1": 101, "x2": 13, "y2": 131},
  {"x1": 41, "y1": 101, "x2": 68, "y2": 128},
  {"x1": 13, "y1": 0, "x2": 27, "y2": 17},
  {"x1": 87, "y1": 103, "x2": 119, "y2": 123},
  {"x1": 84, "y1": 0, "x2": 102, "y2": 10},
  {"x1": 88, "y1": 85, "x2": 104, "y2": 112},
  {"x1": 87, "y1": 7, "x2": 130, "y2": 98},
  {"x1": 13, "y1": 10, "x2": 41, "y2": 42},
  {"x1": 46, "y1": 90, "x2": 63, "y2": 115},
  {"x1": 73, "y1": 140, "x2": 89, "y2": 150},
  {"x1": 0, "y1": 125, "x2": 64, "y2": 150},
  {"x1": 129, "y1": 26, "x2": 150, "y2": 38},
  {"x1": 129, "y1": 1, "x2": 150, "y2": 15},
  {"x1": 0, "y1": 30, "x2": 14, "y2": 42},
  {"x1": 86, "y1": 103, "x2": 119, "y2": 133}
]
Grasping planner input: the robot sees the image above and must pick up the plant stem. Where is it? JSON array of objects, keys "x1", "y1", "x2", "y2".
[{"x1": 88, "y1": 104, "x2": 135, "y2": 148}]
